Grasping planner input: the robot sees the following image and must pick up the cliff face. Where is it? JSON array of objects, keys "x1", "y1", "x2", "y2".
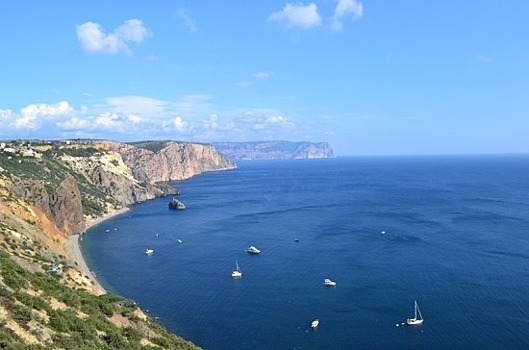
[
  {"x1": 0, "y1": 139, "x2": 236, "y2": 240},
  {"x1": 103, "y1": 141, "x2": 236, "y2": 184},
  {"x1": 212, "y1": 140, "x2": 335, "y2": 160},
  {"x1": 49, "y1": 174, "x2": 85, "y2": 236}
]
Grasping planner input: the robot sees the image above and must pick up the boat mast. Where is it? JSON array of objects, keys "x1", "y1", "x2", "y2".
[{"x1": 414, "y1": 301, "x2": 422, "y2": 320}]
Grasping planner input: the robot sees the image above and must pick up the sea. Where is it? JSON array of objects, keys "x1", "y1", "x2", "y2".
[{"x1": 82, "y1": 155, "x2": 529, "y2": 349}]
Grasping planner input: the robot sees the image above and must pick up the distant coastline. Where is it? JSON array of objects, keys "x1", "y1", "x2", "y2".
[{"x1": 65, "y1": 207, "x2": 130, "y2": 295}]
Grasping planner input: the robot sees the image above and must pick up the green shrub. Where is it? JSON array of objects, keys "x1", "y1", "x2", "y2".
[
  {"x1": 13, "y1": 304, "x2": 32, "y2": 323},
  {"x1": 48, "y1": 310, "x2": 70, "y2": 332}
]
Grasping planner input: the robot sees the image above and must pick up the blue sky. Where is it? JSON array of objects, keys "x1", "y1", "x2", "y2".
[{"x1": 0, "y1": 1, "x2": 527, "y2": 156}]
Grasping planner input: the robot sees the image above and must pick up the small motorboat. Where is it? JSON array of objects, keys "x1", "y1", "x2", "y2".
[
  {"x1": 324, "y1": 278, "x2": 336, "y2": 286},
  {"x1": 145, "y1": 249, "x2": 154, "y2": 254},
  {"x1": 246, "y1": 246, "x2": 261, "y2": 254},
  {"x1": 311, "y1": 319, "x2": 319, "y2": 328},
  {"x1": 231, "y1": 261, "x2": 242, "y2": 277}
]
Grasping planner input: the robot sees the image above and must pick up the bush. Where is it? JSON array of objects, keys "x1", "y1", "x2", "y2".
[
  {"x1": 13, "y1": 304, "x2": 32, "y2": 324},
  {"x1": 48, "y1": 310, "x2": 70, "y2": 332}
]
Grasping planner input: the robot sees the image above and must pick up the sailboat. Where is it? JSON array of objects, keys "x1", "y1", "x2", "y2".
[
  {"x1": 231, "y1": 261, "x2": 242, "y2": 277},
  {"x1": 406, "y1": 301, "x2": 423, "y2": 325}
]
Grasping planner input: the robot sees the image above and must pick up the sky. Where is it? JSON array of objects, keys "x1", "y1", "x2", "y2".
[{"x1": 0, "y1": 1, "x2": 528, "y2": 156}]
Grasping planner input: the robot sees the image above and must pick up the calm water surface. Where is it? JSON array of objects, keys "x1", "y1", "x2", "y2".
[{"x1": 83, "y1": 155, "x2": 529, "y2": 349}]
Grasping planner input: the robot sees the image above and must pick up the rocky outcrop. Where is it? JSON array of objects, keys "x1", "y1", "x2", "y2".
[
  {"x1": 102, "y1": 140, "x2": 237, "y2": 183},
  {"x1": 88, "y1": 164, "x2": 157, "y2": 206},
  {"x1": 168, "y1": 197, "x2": 185, "y2": 210},
  {"x1": 212, "y1": 141, "x2": 335, "y2": 160},
  {"x1": 49, "y1": 174, "x2": 85, "y2": 236},
  {"x1": 11, "y1": 175, "x2": 85, "y2": 236},
  {"x1": 10, "y1": 178, "x2": 53, "y2": 219}
]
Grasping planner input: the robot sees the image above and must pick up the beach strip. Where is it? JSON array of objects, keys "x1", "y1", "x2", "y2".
[{"x1": 65, "y1": 207, "x2": 130, "y2": 295}]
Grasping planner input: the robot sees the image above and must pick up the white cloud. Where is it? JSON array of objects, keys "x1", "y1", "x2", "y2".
[
  {"x1": 117, "y1": 19, "x2": 150, "y2": 42},
  {"x1": 177, "y1": 8, "x2": 198, "y2": 32},
  {"x1": 236, "y1": 111, "x2": 295, "y2": 132},
  {"x1": 57, "y1": 117, "x2": 90, "y2": 131},
  {"x1": 94, "y1": 113, "x2": 123, "y2": 130},
  {"x1": 21, "y1": 101, "x2": 74, "y2": 118},
  {"x1": 15, "y1": 101, "x2": 75, "y2": 130},
  {"x1": 257, "y1": 115, "x2": 295, "y2": 130},
  {"x1": 57, "y1": 111, "x2": 146, "y2": 135},
  {"x1": 269, "y1": 3, "x2": 322, "y2": 29},
  {"x1": 331, "y1": 0, "x2": 363, "y2": 31},
  {"x1": 14, "y1": 115, "x2": 38, "y2": 130},
  {"x1": 76, "y1": 19, "x2": 151, "y2": 55},
  {"x1": 0, "y1": 109, "x2": 13, "y2": 120},
  {"x1": 172, "y1": 116, "x2": 188, "y2": 132},
  {"x1": 127, "y1": 114, "x2": 145, "y2": 124}
]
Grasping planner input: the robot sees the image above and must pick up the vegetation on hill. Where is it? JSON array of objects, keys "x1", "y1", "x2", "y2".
[
  {"x1": 0, "y1": 251, "x2": 200, "y2": 349},
  {"x1": 126, "y1": 141, "x2": 171, "y2": 154}
]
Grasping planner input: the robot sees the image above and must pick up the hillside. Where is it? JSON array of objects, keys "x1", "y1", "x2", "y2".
[
  {"x1": 212, "y1": 140, "x2": 334, "y2": 160},
  {"x1": 0, "y1": 139, "x2": 236, "y2": 349}
]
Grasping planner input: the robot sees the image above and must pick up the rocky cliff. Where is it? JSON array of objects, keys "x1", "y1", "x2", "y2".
[
  {"x1": 0, "y1": 138, "x2": 235, "y2": 247},
  {"x1": 212, "y1": 140, "x2": 335, "y2": 160},
  {"x1": 103, "y1": 140, "x2": 236, "y2": 184}
]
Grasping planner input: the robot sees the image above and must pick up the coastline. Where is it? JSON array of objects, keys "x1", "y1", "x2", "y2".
[{"x1": 65, "y1": 207, "x2": 130, "y2": 296}]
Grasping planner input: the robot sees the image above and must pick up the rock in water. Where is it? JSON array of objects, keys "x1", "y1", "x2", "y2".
[{"x1": 168, "y1": 197, "x2": 186, "y2": 210}]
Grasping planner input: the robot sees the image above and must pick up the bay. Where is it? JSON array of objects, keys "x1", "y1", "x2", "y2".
[{"x1": 82, "y1": 155, "x2": 529, "y2": 349}]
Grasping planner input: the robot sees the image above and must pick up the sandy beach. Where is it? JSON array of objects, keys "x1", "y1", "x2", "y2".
[{"x1": 65, "y1": 207, "x2": 130, "y2": 295}]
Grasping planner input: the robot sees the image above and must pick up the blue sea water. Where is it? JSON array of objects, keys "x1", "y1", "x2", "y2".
[{"x1": 82, "y1": 155, "x2": 529, "y2": 349}]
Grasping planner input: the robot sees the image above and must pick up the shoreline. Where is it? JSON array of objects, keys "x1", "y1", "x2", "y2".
[{"x1": 65, "y1": 207, "x2": 130, "y2": 296}]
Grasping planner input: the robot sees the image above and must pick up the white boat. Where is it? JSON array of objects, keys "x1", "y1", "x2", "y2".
[
  {"x1": 311, "y1": 319, "x2": 319, "y2": 328},
  {"x1": 231, "y1": 260, "x2": 242, "y2": 277},
  {"x1": 246, "y1": 246, "x2": 261, "y2": 254},
  {"x1": 145, "y1": 249, "x2": 154, "y2": 254},
  {"x1": 324, "y1": 278, "x2": 336, "y2": 286},
  {"x1": 406, "y1": 301, "x2": 423, "y2": 325}
]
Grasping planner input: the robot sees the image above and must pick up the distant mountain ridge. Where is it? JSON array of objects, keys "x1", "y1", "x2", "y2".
[{"x1": 212, "y1": 141, "x2": 334, "y2": 160}]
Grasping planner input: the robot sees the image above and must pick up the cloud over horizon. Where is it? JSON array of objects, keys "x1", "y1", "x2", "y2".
[{"x1": 0, "y1": 96, "x2": 307, "y2": 142}]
